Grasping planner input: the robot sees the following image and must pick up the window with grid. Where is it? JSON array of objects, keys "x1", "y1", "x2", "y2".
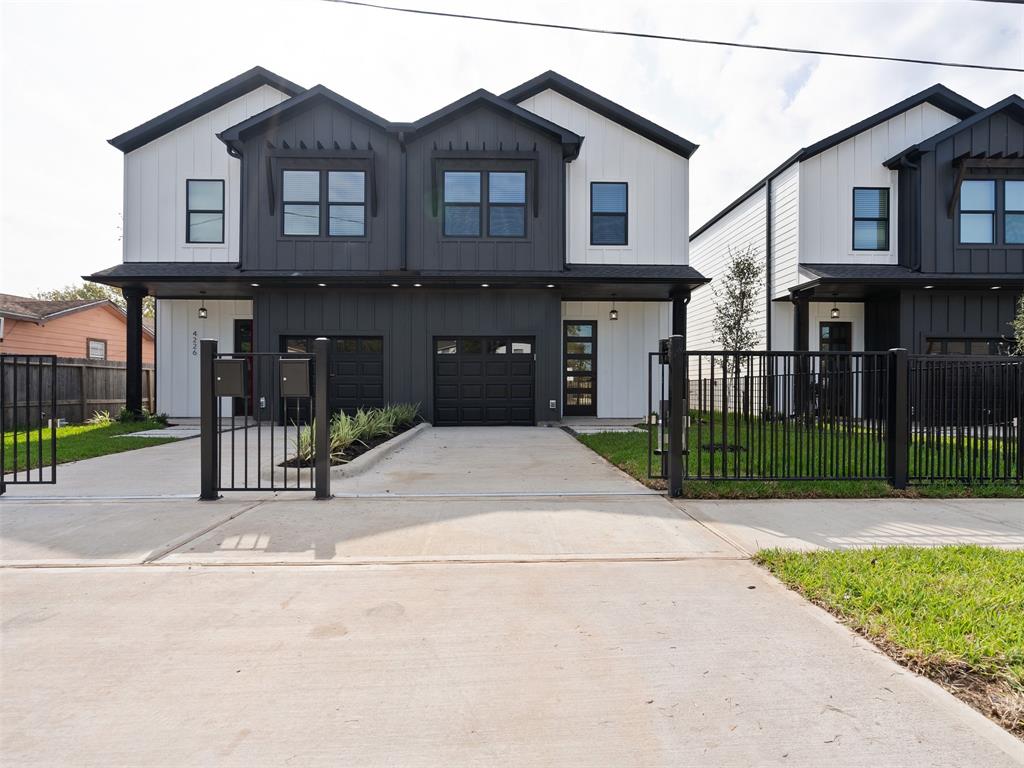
[
  {"x1": 186, "y1": 180, "x2": 224, "y2": 243},
  {"x1": 488, "y1": 172, "x2": 526, "y2": 237},
  {"x1": 328, "y1": 171, "x2": 366, "y2": 237},
  {"x1": 959, "y1": 180, "x2": 995, "y2": 244},
  {"x1": 852, "y1": 188, "x2": 889, "y2": 250},
  {"x1": 282, "y1": 170, "x2": 321, "y2": 236},
  {"x1": 1005, "y1": 180, "x2": 1024, "y2": 245}
]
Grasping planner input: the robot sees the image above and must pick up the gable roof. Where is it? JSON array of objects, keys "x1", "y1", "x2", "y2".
[
  {"x1": 217, "y1": 84, "x2": 392, "y2": 147},
  {"x1": 691, "y1": 83, "x2": 981, "y2": 240},
  {"x1": 0, "y1": 293, "x2": 108, "y2": 322},
  {"x1": 501, "y1": 71, "x2": 698, "y2": 159},
  {"x1": 109, "y1": 67, "x2": 304, "y2": 153},
  {"x1": 884, "y1": 94, "x2": 1024, "y2": 167},
  {"x1": 404, "y1": 89, "x2": 583, "y2": 159}
]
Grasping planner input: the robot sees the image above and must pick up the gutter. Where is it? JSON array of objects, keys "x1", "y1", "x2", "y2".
[
  {"x1": 765, "y1": 176, "x2": 772, "y2": 351},
  {"x1": 399, "y1": 130, "x2": 408, "y2": 271}
]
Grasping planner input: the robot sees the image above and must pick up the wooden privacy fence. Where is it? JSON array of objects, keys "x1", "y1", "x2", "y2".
[{"x1": 1, "y1": 357, "x2": 154, "y2": 429}]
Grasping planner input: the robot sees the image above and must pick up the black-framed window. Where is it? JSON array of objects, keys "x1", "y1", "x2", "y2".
[
  {"x1": 443, "y1": 171, "x2": 482, "y2": 237},
  {"x1": 925, "y1": 337, "x2": 1011, "y2": 356},
  {"x1": 852, "y1": 187, "x2": 889, "y2": 250},
  {"x1": 1005, "y1": 180, "x2": 1024, "y2": 245},
  {"x1": 959, "y1": 179, "x2": 995, "y2": 245},
  {"x1": 488, "y1": 172, "x2": 526, "y2": 237},
  {"x1": 186, "y1": 179, "x2": 224, "y2": 243},
  {"x1": 328, "y1": 171, "x2": 366, "y2": 237},
  {"x1": 591, "y1": 182, "x2": 627, "y2": 245},
  {"x1": 282, "y1": 170, "x2": 321, "y2": 236}
]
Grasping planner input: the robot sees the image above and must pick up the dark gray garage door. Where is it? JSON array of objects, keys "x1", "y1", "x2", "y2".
[
  {"x1": 434, "y1": 336, "x2": 535, "y2": 426},
  {"x1": 283, "y1": 336, "x2": 384, "y2": 416}
]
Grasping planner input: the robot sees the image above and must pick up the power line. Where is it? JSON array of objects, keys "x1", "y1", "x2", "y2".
[{"x1": 321, "y1": 0, "x2": 1023, "y2": 74}]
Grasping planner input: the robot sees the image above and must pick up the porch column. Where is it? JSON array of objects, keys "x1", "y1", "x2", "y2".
[
  {"x1": 671, "y1": 289, "x2": 691, "y2": 344},
  {"x1": 791, "y1": 290, "x2": 811, "y2": 414},
  {"x1": 791, "y1": 290, "x2": 810, "y2": 351},
  {"x1": 123, "y1": 286, "x2": 146, "y2": 417}
]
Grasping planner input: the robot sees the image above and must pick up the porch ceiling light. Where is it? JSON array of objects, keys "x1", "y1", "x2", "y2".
[
  {"x1": 991, "y1": 286, "x2": 1001, "y2": 290},
  {"x1": 546, "y1": 284, "x2": 555, "y2": 288},
  {"x1": 391, "y1": 283, "x2": 400, "y2": 288},
  {"x1": 197, "y1": 305, "x2": 208, "y2": 319},
  {"x1": 250, "y1": 283, "x2": 260, "y2": 287},
  {"x1": 481, "y1": 283, "x2": 489, "y2": 288},
  {"x1": 413, "y1": 283, "x2": 422, "y2": 287},
  {"x1": 609, "y1": 294, "x2": 619, "y2": 321},
  {"x1": 924, "y1": 285, "x2": 934, "y2": 289},
  {"x1": 830, "y1": 293, "x2": 840, "y2": 320},
  {"x1": 317, "y1": 283, "x2": 327, "y2": 287}
]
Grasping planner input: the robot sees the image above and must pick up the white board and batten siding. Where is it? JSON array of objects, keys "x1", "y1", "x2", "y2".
[
  {"x1": 123, "y1": 85, "x2": 291, "y2": 264},
  {"x1": 562, "y1": 301, "x2": 671, "y2": 419},
  {"x1": 798, "y1": 102, "x2": 960, "y2": 265},
  {"x1": 156, "y1": 299, "x2": 252, "y2": 418},
  {"x1": 518, "y1": 89, "x2": 689, "y2": 266}
]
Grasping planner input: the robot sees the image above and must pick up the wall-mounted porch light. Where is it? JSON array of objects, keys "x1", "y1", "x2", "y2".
[{"x1": 829, "y1": 293, "x2": 840, "y2": 320}]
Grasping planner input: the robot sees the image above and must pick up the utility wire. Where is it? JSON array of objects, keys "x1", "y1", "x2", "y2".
[{"x1": 321, "y1": 0, "x2": 1024, "y2": 74}]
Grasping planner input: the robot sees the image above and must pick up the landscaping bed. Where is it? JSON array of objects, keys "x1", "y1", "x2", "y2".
[
  {"x1": 3, "y1": 417, "x2": 175, "y2": 472},
  {"x1": 756, "y1": 546, "x2": 1024, "y2": 737},
  {"x1": 282, "y1": 403, "x2": 419, "y2": 467},
  {"x1": 575, "y1": 429, "x2": 1024, "y2": 499}
]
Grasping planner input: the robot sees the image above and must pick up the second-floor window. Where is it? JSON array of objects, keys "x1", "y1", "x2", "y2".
[
  {"x1": 852, "y1": 187, "x2": 889, "y2": 250},
  {"x1": 959, "y1": 179, "x2": 995, "y2": 244},
  {"x1": 591, "y1": 182, "x2": 628, "y2": 245},
  {"x1": 1005, "y1": 180, "x2": 1024, "y2": 245},
  {"x1": 442, "y1": 170, "x2": 527, "y2": 238},
  {"x1": 282, "y1": 169, "x2": 366, "y2": 237},
  {"x1": 186, "y1": 179, "x2": 224, "y2": 243}
]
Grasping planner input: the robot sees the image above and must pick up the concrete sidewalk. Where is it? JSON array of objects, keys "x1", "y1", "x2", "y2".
[{"x1": 679, "y1": 497, "x2": 1024, "y2": 555}]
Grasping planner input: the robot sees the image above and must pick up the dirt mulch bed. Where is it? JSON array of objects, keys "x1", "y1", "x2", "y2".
[{"x1": 279, "y1": 421, "x2": 416, "y2": 468}]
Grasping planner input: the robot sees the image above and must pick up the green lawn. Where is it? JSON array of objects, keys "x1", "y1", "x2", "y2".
[
  {"x1": 757, "y1": 546, "x2": 1024, "y2": 735},
  {"x1": 575, "y1": 429, "x2": 1024, "y2": 498},
  {"x1": 3, "y1": 420, "x2": 177, "y2": 473}
]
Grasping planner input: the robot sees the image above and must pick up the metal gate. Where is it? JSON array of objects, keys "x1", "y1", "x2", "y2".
[
  {"x1": 198, "y1": 338, "x2": 330, "y2": 500},
  {"x1": 0, "y1": 354, "x2": 58, "y2": 494}
]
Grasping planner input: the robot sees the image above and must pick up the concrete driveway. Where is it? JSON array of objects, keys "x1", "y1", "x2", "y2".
[{"x1": 2, "y1": 426, "x2": 1023, "y2": 765}]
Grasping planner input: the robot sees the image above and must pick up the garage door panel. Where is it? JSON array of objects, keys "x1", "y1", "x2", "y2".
[{"x1": 434, "y1": 336, "x2": 535, "y2": 426}]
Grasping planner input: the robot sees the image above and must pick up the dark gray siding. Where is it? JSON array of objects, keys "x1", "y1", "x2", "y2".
[
  {"x1": 405, "y1": 104, "x2": 566, "y2": 273},
  {"x1": 898, "y1": 289, "x2": 1020, "y2": 352},
  {"x1": 239, "y1": 101, "x2": 404, "y2": 271},
  {"x1": 902, "y1": 111, "x2": 1024, "y2": 274},
  {"x1": 253, "y1": 288, "x2": 561, "y2": 422}
]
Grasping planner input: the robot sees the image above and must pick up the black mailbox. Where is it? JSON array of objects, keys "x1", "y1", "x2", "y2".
[
  {"x1": 280, "y1": 358, "x2": 311, "y2": 397},
  {"x1": 214, "y1": 358, "x2": 247, "y2": 397}
]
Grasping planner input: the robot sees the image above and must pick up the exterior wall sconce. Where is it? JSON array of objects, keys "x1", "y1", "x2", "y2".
[
  {"x1": 609, "y1": 296, "x2": 619, "y2": 321},
  {"x1": 829, "y1": 294, "x2": 840, "y2": 320},
  {"x1": 198, "y1": 305, "x2": 208, "y2": 319}
]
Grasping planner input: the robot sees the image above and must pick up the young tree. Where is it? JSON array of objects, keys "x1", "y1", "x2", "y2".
[
  {"x1": 35, "y1": 282, "x2": 155, "y2": 317},
  {"x1": 1011, "y1": 293, "x2": 1024, "y2": 356},
  {"x1": 712, "y1": 244, "x2": 764, "y2": 366}
]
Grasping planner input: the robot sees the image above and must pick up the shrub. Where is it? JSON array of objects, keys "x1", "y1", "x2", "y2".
[
  {"x1": 86, "y1": 410, "x2": 114, "y2": 426},
  {"x1": 290, "y1": 402, "x2": 420, "y2": 466}
]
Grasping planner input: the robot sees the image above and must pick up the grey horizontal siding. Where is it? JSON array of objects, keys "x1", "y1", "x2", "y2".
[{"x1": 254, "y1": 287, "x2": 561, "y2": 422}]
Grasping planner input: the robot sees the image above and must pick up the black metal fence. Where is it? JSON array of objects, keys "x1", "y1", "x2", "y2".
[
  {"x1": 1, "y1": 354, "x2": 58, "y2": 493},
  {"x1": 651, "y1": 338, "x2": 1023, "y2": 495},
  {"x1": 199, "y1": 338, "x2": 330, "y2": 500}
]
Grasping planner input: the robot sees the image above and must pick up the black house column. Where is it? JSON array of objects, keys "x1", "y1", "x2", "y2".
[
  {"x1": 123, "y1": 287, "x2": 146, "y2": 416},
  {"x1": 791, "y1": 290, "x2": 811, "y2": 414},
  {"x1": 671, "y1": 288, "x2": 691, "y2": 344}
]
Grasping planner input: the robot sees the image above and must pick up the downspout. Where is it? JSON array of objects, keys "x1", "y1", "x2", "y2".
[
  {"x1": 398, "y1": 131, "x2": 408, "y2": 271},
  {"x1": 764, "y1": 176, "x2": 773, "y2": 351}
]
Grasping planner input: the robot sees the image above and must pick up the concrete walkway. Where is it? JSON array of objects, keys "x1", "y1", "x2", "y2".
[{"x1": 2, "y1": 427, "x2": 1023, "y2": 765}]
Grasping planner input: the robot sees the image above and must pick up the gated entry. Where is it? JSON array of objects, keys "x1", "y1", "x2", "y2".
[
  {"x1": 199, "y1": 338, "x2": 330, "y2": 500},
  {"x1": 0, "y1": 354, "x2": 58, "y2": 494},
  {"x1": 650, "y1": 336, "x2": 1023, "y2": 496}
]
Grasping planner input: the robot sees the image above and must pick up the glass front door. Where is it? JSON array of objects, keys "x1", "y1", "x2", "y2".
[{"x1": 564, "y1": 321, "x2": 597, "y2": 416}]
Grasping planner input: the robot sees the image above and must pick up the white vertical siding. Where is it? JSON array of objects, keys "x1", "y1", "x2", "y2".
[
  {"x1": 156, "y1": 299, "x2": 252, "y2": 417},
  {"x1": 798, "y1": 102, "x2": 960, "y2": 265},
  {"x1": 688, "y1": 188, "x2": 768, "y2": 354},
  {"x1": 561, "y1": 301, "x2": 671, "y2": 418},
  {"x1": 808, "y1": 302, "x2": 865, "y2": 352},
  {"x1": 518, "y1": 89, "x2": 689, "y2": 266},
  {"x1": 770, "y1": 163, "x2": 800, "y2": 299},
  {"x1": 123, "y1": 85, "x2": 291, "y2": 264}
]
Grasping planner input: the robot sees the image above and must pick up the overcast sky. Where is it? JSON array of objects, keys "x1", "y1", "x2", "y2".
[{"x1": 1, "y1": 0, "x2": 1021, "y2": 295}]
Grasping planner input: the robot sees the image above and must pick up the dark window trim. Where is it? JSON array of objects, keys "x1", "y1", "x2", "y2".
[
  {"x1": 590, "y1": 182, "x2": 628, "y2": 246},
  {"x1": 86, "y1": 338, "x2": 108, "y2": 360},
  {"x1": 281, "y1": 169, "x2": 321, "y2": 238},
  {"x1": 957, "y1": 178, "x2": 996, "y2": 245},
  {"x1": 440, "y1": 168, "x2": 531, "y2": 240},
  {"x1": 279, "y1": 167, "x2": 370, "y2": 241},
  {"x1": 924, "y1": 336, "x2": 1013, "y2": 356},
  {"x1": 1004, "y1": 179, "x2": 1024, "y2": 245},
  {"x1": 851, "y1": 186, "x2": 889, "y2": 251},
  {"x1": 327, "y1": 169, "x2": 368, "y2": 239},
  {"x1": 185, "y1": 178, "x2": 225, "y2": 244},
  {"x1": 563, "y1": 320, "x2": 597, "y2": 416}
]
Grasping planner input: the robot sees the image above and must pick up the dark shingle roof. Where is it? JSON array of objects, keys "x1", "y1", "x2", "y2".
[{"x1": 0, "y1": 293, "x2": 108, "y2": 321}]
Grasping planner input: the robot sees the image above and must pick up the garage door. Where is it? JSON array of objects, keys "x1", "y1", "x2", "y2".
[
  {"x1": 434, "y1": 336, "x2": 535, "y2": 426},
  {"x1": 282, "y1": 336, "x2": 384, "y2": 416}
]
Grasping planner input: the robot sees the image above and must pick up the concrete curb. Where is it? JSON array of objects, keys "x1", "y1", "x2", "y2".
[{"x1": 330, "y1": 422, "x2": 431, "y2": 479}]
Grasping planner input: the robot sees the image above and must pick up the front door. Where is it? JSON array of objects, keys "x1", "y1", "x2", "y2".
[
  {"x1": 818, "y1": 321, "x2": 852, "y2": 417},
  {"x1": 564, "y1": 321, "x2": 597, "y2": 416}
]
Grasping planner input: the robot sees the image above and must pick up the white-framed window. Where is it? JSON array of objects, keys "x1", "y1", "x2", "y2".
[{"x1": 87, "y1": 338, "x2": 107, "y2": 360}]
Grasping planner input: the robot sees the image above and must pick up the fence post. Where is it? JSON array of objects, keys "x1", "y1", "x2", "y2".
[
  {"x1": 313, "y1": 337, "x2": 331, "y2": 500},
  {"x1": 199, "y1": 338, "x2": 219, "y2": 500},
  {"x1": 668, "y1": 334, "x2": 686, "y2": 497},
  {"x1": 886, "y1": 347, "x2": 909, "y2": 489}
]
